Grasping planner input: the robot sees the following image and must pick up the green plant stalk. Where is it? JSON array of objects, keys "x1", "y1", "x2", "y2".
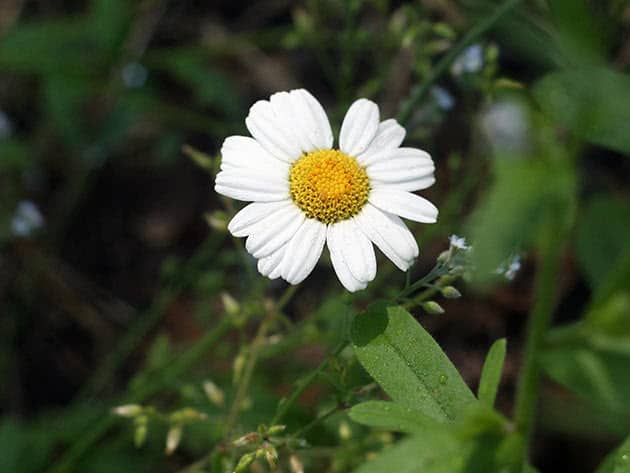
[
  {"x1": 271, "y1": 340, "x2": 348, "y2": 426},
  {"x1": 46, "y1": 316, "x2": 234, "y2": 473},
  {"x1": 397, "y1": 0, "x2": 523, "y2": 125},
  {"x1": 513, "y1": 223, "x2": 564, "y2": 462}
]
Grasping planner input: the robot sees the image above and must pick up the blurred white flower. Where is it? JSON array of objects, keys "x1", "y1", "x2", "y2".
[
  {"x1": 431, "y1": 86, "x2": 455, "y2": 111},
  {"x1": 11, "y1": 200, "x2": 44, "y2": 237},
  {"x1": 451, "y1": 44, "x2": 483, "y2": 75},
  {"x1": 215, "y1": 89, "x2": 439, "y2": 292},
  {"x1": 496, "y1": 254, "x2": 521, "y2": 281},
  {"x1": 449, "y1": 234, "x2": 469, "y2": 250},
  {"x1": 481, "y1": 100, "x2": 529, "y2": 153},
  {"x1": 121, "y1": 62, "x2": 148, "y2": 89}
]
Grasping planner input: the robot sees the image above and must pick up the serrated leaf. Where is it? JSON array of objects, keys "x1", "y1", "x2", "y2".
[
  {"x1": 348, "y1": 401, "x2": 440, "y2": 433},
  {"x1": 534, "y1": 67, "x2": 630, "y2": 154},
  {"x1": 477, "y1": 339, "x2": 506, "y2": 407},
  {"x1": 351, "y1": 303, "x2": 475, "y2": 421}
]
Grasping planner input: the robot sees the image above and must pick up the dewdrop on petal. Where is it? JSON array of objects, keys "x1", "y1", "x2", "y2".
[{"x1": 214, "y1": 89, "x2": 438, "y2": 292}]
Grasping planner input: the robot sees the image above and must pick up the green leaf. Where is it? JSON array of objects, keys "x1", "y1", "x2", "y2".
[
  {"x1": 595, "y1": 435, "x2": 630, "y2": 473},
  {"x1": 576, "y1": 196, "x2": 630, "y2": 289},
  {"x1": 534, "y1": 67, "x2": 630, "y2": 154},
  {"x1": 477, "y1": 339, "x2": 506, "y2": 407},
  {"x1": 548, "y1": 0, "x2": 608, "y2": 66},
  {"x1": 468, "y1": 157, "x2": 576, "y2": 282},
  {"x1": 348, "y1": 401, "x2": 440, "y2": 433},
  {"x1": 541, "y1": 345, "x2": 630, "y2": 416},
  {"x1": 351, "y1": 433, "x2": 461, "y2": 473},
  {"x1": 352, "y1": 429, "x2": 522, "y2": 473},
  {"x1": 351, "y1": 303, "x2": 475, "y2": 421},
  {"x1": 0, "y1": 20, "x2": 101, "y2": 75}
]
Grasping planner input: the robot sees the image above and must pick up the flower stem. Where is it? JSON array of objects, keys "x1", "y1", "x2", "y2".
[
  {"x1": 513, "y1": 224, "x2": 564, "y2": 462},
  {"x1": 397, "y1": 0, "x2": 523, "y2": 125}
]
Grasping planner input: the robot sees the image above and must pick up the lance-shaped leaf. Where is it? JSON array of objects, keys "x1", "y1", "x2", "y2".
[
  {"x1": 348, "y1": 401, "x2": 441, "y2": 433},
  {"x1": 478, "y1": 338, "x2": 507, "y2": 407},
  {"x1": 351, "y1": 303, "x2": 475, "y2": 421}
]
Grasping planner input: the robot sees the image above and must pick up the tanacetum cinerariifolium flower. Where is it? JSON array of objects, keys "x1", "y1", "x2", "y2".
[{"x1": 215, "y1": 89, "x2": 438, "y2": 292}]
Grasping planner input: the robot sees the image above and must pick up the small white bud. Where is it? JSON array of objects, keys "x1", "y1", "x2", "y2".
[
  {"x1": 165, "y1": 424, "x2": 183, "y2": 455},
  {"x1": 221, "y1": 292, "x2": 240, "y2": 316},
  {"x1": 203, "y1": 380, "x2": 225, "y2": 407},
  {"x1": 233, "y1": 432, "x2": 260, "y2": 447},
  {"x1": 339, "y1": 421, "x2": 352, "y2": 440},
  {"x1": 112, "y1": 404, "x2": 142, "y2": 417}
]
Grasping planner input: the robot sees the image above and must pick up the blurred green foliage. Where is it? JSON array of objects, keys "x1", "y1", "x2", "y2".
[{"x1": 1, "y1": 0, "x2": 630, "y2": 473}]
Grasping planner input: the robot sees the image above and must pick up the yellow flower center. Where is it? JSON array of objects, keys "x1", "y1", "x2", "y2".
[{"x1": 289, "y1": 149, "x2": 370, "y2": 224}]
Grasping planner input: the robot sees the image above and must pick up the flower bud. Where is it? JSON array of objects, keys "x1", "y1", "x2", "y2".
[
  {"x1": 183, "y1": 144, "x2": 214, "y2": 172},
  {"x1": 441, "y1": 286, "x2": 462, "y2": 299},
  {"x1": 112, "y1": 404, "x2": 142, "y2": 418},
  {"x1": 339, "y1": 421, "x2": 352, "y2": 440},
  {"x1": 203, "y1": 380, "x2": 225, "y2": 407},
  {"x1": 263, "y1": 445, "x2": 278, "y2": 470},
  {"x1": 233, "y1": 351, "x2": 247, "y2": 383},
  {"x1": 234, "y1": 452, "x2": 256, "y2": 473},
  {"x1": 233, "y1": 432, "x2": 260, "y2": 447},
  {"x1": 221, "y1": 292, "x2": 240, "y2": 316},
  {"x1": 267, "y1": 424, "x2": 286, "y2": 435},
  {"x1": 134, "y1": 415, "x2": 148, "y2": 447},
  {"x1": 165, "y1": 424, "x2": 183, "y2": 455},
  {"x1": 421, "y1": 301, "x2": 445, "y2": 315},
  {"x1": 205, "y1": 211, "x2": 228, "y2": 232},
  {"x1": 170, "y1": 407, "x2": 208, "y2": 424}
]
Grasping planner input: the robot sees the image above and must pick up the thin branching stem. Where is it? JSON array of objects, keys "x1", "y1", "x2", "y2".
[{"x1": 397, "y1": 0, "x2": 523, "y2": 125}]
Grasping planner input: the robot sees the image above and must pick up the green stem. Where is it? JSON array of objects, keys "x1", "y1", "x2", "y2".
[
  {"x1": 513, "y1": 224, "x2": 564, "y2": 461},
  {"x1": 271, "y1": 341, "x2": 348, "y2": 426},
  {"x1": 46, "y1": 316, "x2": 234, "y2": 473},
  {"x1": 397, "y1": 0, "x2": 523, "y2": 125}
]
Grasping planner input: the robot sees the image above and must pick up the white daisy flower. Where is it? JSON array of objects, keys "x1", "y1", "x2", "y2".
[{"x1": 214, "y1": 89, "x2": 438, "y2": 292}]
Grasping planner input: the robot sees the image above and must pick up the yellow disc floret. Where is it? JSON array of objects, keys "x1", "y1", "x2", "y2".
[{"x1": 289, "y1": 149, "x2": 370, "y2": 224}]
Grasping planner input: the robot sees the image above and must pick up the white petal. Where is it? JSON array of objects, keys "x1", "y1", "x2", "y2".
[
  {"x1": 339, "y1": 98, "x2": 380, "y2": 157},
  {"x1": 245, "y1": 99, "x2": 303, "y2": 162},
  {"x1": 274, "y1": 89, "x2": 333, "y2": 153},
  {"x1": 215, "y1": 168, "x2": 289, "y2": 202},
  {"x1": 356, "y1": 119, "x2": 406, "y2": 166},
  {"x1": 245, "y1": 204, "x2": 305, "y2": 258},
  {"x1": 372, "y1": 176, "x2": 436, "y2": 192},
  {"x1": 258, "y1": 243, "x2": 287, "y2": 279},
  {"x1": 228, "y1": 201, "x2": 293, "y2": 237},
  {"x1": 327, "y1": 220, "x2": 376, "y2": 283},
  {"x1": 354, "y1": 204, "x2": 419, "y2": 271},
  {"x1": 327, "y1": 226, "x2": 367, "y2": 292},
  {"x1": 369, "y1": 188, "x2": 438, "y2": 223},
  {"x1": 279, "y1": 218, "x2": 326, "y2": 284},
  {"x1": 367, "y1": 146, "x2": 433, "y2": 174},
  {"x1": 220, "y1": 136, "x2": 289, "y2": 173}
]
